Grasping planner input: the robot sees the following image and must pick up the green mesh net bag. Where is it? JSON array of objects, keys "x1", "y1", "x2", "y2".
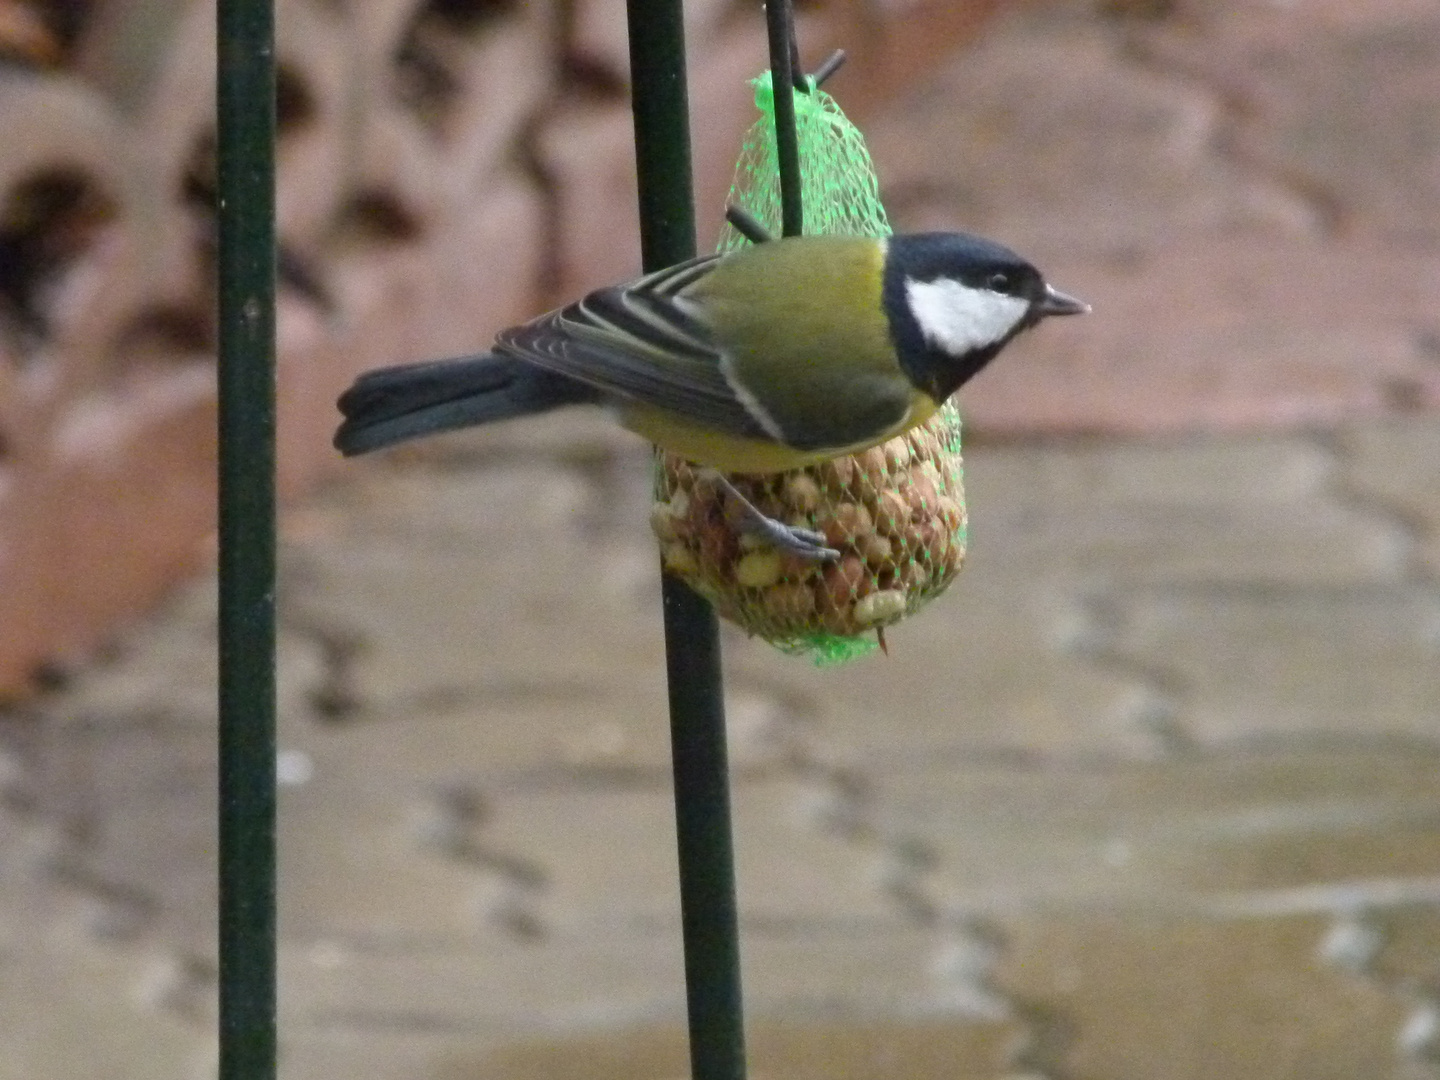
[
  {"x1": 652, "y1": 71, "x2": 969, "y2": 663},
  {"x1": 715, "y1": 71, "x2": 891, "y2": 251}
]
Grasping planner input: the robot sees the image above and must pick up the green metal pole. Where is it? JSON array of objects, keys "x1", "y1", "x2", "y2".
[
  {"x1": 216, "y1": 0, "x2": 278, "y2": 1076},
  {"x1": 626, "y1": 4, "x2": 746, "y2": 1080},
  {"x1": 628, "y1": 1, "x2": 698, "y2": 272}
]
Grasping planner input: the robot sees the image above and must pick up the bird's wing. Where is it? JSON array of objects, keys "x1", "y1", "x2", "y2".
[
  {"x1": 693, "y1": 237, "x2": 919, "y2": 453},
  {"x1": 494, "y1": 255, "x2": 774, "y2": 441}
]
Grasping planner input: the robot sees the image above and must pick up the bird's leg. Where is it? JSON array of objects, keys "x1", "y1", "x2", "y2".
[{"x1": 701, "y1": 470, "x2": 840, "y2": 562}]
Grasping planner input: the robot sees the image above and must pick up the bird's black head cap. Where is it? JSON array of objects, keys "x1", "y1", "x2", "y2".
[{"x1": 882, "y1": 232, "x2": 1072, "y2": 402}]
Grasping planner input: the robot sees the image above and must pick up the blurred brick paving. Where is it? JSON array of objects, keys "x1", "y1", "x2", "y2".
[
  {"x1": 5, "y1": 410, "x2": 1438, "y2": 1080},
  {"x1": 2, "y1": 2, "x2": 1439, "y2": 1078}
]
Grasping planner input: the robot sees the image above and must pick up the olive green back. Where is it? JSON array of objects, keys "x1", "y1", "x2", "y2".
[{"x1": 691, "y1": 237, "x2": 914, "y2": 451}]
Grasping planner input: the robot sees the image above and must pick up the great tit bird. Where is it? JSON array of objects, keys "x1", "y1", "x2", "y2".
[{"x1": 334, "y1": 231, "x2": 1087, "y2": 555}]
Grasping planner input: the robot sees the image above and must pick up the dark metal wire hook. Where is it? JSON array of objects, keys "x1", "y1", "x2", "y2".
[
  {"x1": 724, "y1": 204, "x2": 775, "y2": 245},
  {"x1": 811, "y1": 48, "x2": 846, "y2": 88}
]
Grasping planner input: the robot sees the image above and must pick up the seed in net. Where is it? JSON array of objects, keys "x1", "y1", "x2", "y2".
[
  {"x1": 883, "y1": 438, "x2": 912, "y2": 473},
  {"x1": 649, "y1": 492, "x2": 690, "y2": 543},
  {"x1": 663, "y1": 543, "x2": 699, "y2": 575},
  {"x1": 763, "y1": 581, "x2": 816, "y2": 623},
  {"x1": 782, "y1": 473, "x2": 822, "y2": 513},
  {"x1": 859, "y1": 532, "x2": 894, "y2": 566},
  {"x1": 698, "y1": 518, "x2": 739, "y2": 572},
  {"x1": 816, "y1": 554, "x2": 868, "y2": 621},
  {"x1": 854, "y1": 446, "x2": 890, "y2": 501},
  {"x1": 735, "y1": 550, "x2": 783, "y2": 588},
  {"x1": 819, "y1": 501, "x2": 874, "y2": 549},
  {"x1": 855, "y1": 589, "x2": 907, "y2": 627},
  {"x1": 818, "y1": 455, "x2": 858, "y2": 494},
  {"x1": 935, "y1": 496, "x2": 965, "y2": 533},
  {"x1": 874, "y1": 489, "x2": 911, "y2": 537}
]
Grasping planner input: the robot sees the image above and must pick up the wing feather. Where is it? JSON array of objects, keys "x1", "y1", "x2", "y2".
[{"x1": 494, "y1": 254, "x2": 772, "y2": 440}]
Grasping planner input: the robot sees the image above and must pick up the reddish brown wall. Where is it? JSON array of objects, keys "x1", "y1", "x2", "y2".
[{"x1": 0, "y1": 0, "x2": 1008, "y2": 694}]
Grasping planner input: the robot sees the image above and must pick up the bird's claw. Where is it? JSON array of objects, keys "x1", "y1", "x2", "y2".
[
  {"x1": 703, "y1": 471, "x2": 840, "y2": 563},
  {"x1": 742, "y1": 516, "x2": 840, "y2": 562}
]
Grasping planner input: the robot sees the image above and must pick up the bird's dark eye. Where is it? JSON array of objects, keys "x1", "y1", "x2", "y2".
[{"x1": 986, "y1": 272, "x2": 1013, "y2": 292}]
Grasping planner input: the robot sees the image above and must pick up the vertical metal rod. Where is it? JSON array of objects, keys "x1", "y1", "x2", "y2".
[
  {"x1": 662, "y1": 581, "x2": 743, "y2": 1080},
  {"x1": 216, "y1": 0, "x2": 278, "y2": 1077},
  {"x1": 626, "y1": 3, "x2": 746, "y2": 1079},
  {"x1": 627, "y1": 0, "x2": 697, "y2": 272},
  {"x1": 764, "y1": 0, "x2": 804, "y2": 237}
]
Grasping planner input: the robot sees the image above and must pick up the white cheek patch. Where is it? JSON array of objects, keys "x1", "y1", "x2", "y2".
[{"x1": 905, "y1": 277, "x2": 1029, "y2": 357}]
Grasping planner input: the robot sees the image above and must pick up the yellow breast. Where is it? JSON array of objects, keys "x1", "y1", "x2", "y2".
[{"x1": 620, "y1": 391, "x2": 939, "y2": 474}]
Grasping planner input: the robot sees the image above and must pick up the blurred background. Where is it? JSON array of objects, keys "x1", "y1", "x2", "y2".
[{"x1": 1, "y1": 0, "x2": 1439, "y2": 1077}]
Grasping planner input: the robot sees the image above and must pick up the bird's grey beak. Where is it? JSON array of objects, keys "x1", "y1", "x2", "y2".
[{"x1": 1035, "y1": 285, "x2": 1090, "y2": 317}]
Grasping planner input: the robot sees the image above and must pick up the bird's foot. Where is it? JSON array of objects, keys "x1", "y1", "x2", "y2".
[{"x1": 704, "y1": 471, "x2": 840, "y2": 563}]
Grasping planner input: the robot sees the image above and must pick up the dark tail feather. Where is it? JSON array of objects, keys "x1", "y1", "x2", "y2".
[{"x1": 333, "y1": 353, "x2": 596, "y2": 456}]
